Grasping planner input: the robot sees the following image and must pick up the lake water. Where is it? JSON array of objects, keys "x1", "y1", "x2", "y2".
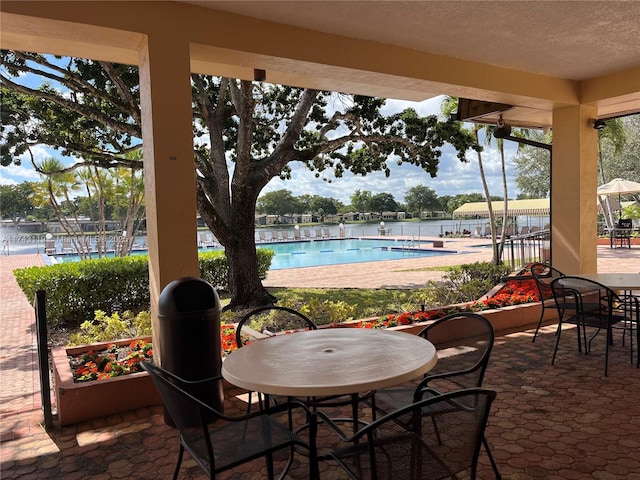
[{"x1": 0, "y1": 216, "x2": 549, "y2": 256}]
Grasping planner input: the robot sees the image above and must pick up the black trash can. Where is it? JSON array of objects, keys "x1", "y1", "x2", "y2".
[{"x1": 158, "y1": 277, "x2": 224, "y2": 424}]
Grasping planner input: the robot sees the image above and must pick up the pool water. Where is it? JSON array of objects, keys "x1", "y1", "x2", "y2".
[
  {"x1": 262, "y1": 239, "x2": 454, "y2": 269},
  {"x1": 52, "y1": 238, "x2": 455, "y2": 270}
]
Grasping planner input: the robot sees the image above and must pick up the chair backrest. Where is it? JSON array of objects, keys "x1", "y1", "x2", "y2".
[
  {"x1": 344, "y1": 388, "x2": 496, "y2": 480},
  {"x1": 235, "y1": 306, "x2": 317, "y2": 347},
  {"x1": 550, "y1": 276, "x2": 617, "y2": 316},
  {"x1": 617, "y1": 218, "x2": 632, "y2": 229},
  {"x1": 141, "y1": 362, "x2": 219, "y2": 465},
  {"x1": 530, "y1": 262, "x2": 564, "y2": 300},
  {"x1": 417, "y1": 313, "x2": 494, "y2": 392}
]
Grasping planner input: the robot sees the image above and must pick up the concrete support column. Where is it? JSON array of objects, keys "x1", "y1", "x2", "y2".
[
  {"x1": 138, "y1": 35, "x2": 199, "y2": 358},
  {"x1": 551, "y1": 105, "x2": 599, "y2": 274}
]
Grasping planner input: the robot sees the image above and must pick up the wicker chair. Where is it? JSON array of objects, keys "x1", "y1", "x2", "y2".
[
  {"x1": 319, "y1": 388, "x2": 496, "y2": 480},
  {"x1": 141, "y1": 361, "x2": 318, "y2": 480}
]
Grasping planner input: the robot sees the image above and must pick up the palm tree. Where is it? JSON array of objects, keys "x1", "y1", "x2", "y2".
[
  {"x1": 33, "y1": 157, "x2": 95, "y2": 258},
  {"x1": 596, "y1": 118, "x2": 627, "y2": 228},
  {"x1": 440, "y1": 97, "x2": 501, "y2": 264}
]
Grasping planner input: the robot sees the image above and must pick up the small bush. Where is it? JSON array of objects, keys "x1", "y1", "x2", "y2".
[
  {"x1": 298, "y1": 298, "x2": 357, "y2": 324},
  {"x1": 418, "y1": 261, "x2": 512, "y2": 308},
  {"x1": 198, "y1": 249, "x2": 274, "y2": 291},
  {"x1": 68, "y1": 310, "x2": 152, "y2": 345},
  {"x1": 14, "y1": 249, "x2": 274, "y2": 328},
  {"x1": 14, "y1": 256, "x2": 150, "y2": 328}
]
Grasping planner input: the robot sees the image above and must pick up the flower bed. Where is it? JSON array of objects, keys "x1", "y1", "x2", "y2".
[
  {"x1": 368, "y1": 265, "x2": 553, "y2": 328},
  {"x1": 52, "y1": 336, "x2": 162, "y2": 426},
  {"x1": 54, "y1": 325, "x2": 242, "y2": 426},
  {"x1": 70, "y1": 339, "x2": 153, "y2": 382}
]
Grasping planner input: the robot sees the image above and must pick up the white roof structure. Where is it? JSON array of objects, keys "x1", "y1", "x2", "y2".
[{"x1": 453, "y1": 199, "x2": 549, "y2": 218}]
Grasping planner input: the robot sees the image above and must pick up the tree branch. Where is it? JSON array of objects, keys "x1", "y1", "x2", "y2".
[{"x1": 0, "y1": 75, "x2": 141, "y2": 138}]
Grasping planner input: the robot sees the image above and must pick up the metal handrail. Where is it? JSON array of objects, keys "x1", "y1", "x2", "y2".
[{"x1": 499, "y1": 229, "x2": 550, "y2": 271}]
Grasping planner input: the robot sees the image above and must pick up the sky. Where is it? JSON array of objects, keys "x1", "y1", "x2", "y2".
[{"x1": 0, "y1": 63, "x2": 520, "y2": 204}]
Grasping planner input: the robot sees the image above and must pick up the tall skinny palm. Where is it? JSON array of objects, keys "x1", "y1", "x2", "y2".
[
  {"x1": 33, "y1": 158, "x2": 92, "y2": 258},
  {"x1": 596, "y1": 118, "x2": 627, "y2": 227},
  {"x1": 441, "y1": 97, "x2": 500, "y2": 264}
]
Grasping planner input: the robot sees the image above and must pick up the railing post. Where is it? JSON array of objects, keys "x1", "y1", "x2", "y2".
[{"x1": 34, "y1": 290, "x2": 53, "y2": 429}]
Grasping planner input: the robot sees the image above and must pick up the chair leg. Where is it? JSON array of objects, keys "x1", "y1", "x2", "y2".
[
  {"x1": 483, "y1": 437, "x2": 502, "y2": 479},
  {"x1": 531, "y1": 306, "x2": 545, "y2": 342},
  {"x1": 350, "y1": 394, "x2": 359, "y2": 435},
  {"x1": 551, "y1": 322, "x2": 563, "y2": 366},
  {"x1": 173, "y1": 444, "x2": 185, "y2": 480},
  {"x1": 267, "y1": 451, "x2": 275, "y2": 480}
]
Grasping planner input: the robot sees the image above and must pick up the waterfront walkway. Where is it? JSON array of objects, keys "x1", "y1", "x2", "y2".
[{"x1": 1, "y1": 245, "x2": 640, "y2": 479}]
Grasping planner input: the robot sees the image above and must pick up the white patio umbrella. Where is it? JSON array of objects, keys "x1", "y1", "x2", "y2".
[{"x1": 597, "y1": 178, "x2": 640, "y2": 224}]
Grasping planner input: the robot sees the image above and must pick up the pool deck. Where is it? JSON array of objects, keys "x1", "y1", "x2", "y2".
[{"x1": 264, "y1": 235, "x2": 640, "y2": 288}]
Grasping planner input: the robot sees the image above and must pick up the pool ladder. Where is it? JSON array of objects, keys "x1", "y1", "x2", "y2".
[{"x1": 401, "y1": 236, "x2": 420, "y2": 250}]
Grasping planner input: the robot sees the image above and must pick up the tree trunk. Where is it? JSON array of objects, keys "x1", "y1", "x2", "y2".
[
  {"x1": 221, "y1": 219, "x2": 276, "y2": 310},
  {"x1": 199, "y1": 190, "x2": 276, "y2": 310},
  {"x1": 474, "y1": 127, "x2": 500, "y2": 264},
  {"x1": 225, "y1": 234, "x2": 276, "y2": 310}
]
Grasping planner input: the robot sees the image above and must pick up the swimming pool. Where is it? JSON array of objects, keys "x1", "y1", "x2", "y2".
[
  {"x1": 51, "y1": 238, "x2": 456, "y2": 270},
  {"x1": 261, "y1": 239, "x2": 455, "y2": 269}
]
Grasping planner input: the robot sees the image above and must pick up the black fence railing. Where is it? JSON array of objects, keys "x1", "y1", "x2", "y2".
[
  {"x1": 34, "y1": 290, "x2": 53, "y2": 429},
  {"x1": 500, "y1": 229, "x2": 551, "y2": 271}
]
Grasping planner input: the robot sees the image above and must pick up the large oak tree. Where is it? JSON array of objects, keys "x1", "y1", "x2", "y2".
[{"x1": 1, "y1": 51, "x2": 479, "y2": 308}]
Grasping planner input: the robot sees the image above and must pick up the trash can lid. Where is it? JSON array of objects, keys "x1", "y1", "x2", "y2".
[{"x1": 158, "y1": 276, "x2": 220, "y2": 315}]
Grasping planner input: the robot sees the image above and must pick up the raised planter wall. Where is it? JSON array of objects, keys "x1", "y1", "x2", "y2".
[
  {"x1": 52, "y1": 336, "x2": 162, "y2": 426},
  {"x1": 52, "y1": 301, "x2": 559, "y2": 426},
  {"x1": 330, "y1": 300, "x2": 559, "y2": 345}
]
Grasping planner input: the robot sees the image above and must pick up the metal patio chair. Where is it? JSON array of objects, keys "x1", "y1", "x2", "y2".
[
  {"x1": 319, "y1": 388, "x2": 497, "y2": 480},
  {"x1": 530, "y1": 262, "x2": 566, "y2": 342},
  {"x1": 235, "y1": 306, "x2": 371, "y2": 434},
  {"x1": 550, "y1": 276, "x2": 639, "y2": 376},
  {"x1": 141, "y1": 361, "x2": 319, "y2": 480},
  {"x1": 367, "y1": 312, "x2": 501, "y2": 478}
]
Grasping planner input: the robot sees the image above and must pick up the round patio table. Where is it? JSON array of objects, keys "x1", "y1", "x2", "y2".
[{"x1": 221, "y1": 328, "x2": 437, "y2": 397}]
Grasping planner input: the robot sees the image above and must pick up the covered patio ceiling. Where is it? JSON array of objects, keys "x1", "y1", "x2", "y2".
[
  {"x1": 2, "y1": 1, "x2": 639, "y2": 129},
  {"x1": 182, "y1": 0, "x2": 640, "y2": 128}
]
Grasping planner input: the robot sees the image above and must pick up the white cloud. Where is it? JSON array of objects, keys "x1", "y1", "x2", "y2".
[
  {"x1": 3, "y1": 92, "x2": 521, "y2": 202},
  {"x1": 0, "y1": 144, "x2": 82, "y2": 186},
  {"x1": 0, "y1": 162, "x2": 42, "y2": 183}
]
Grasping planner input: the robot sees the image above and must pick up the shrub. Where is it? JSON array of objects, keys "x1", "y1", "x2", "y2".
[
  {"x1": 14, "y1": 256, "x2": 150, "y2": 328},
  {"x1": 198, "y1": 249, "x2": 274, "y2": 291},
  {"x1": 14, "y1": 249, "x2": 274, "y2": 328},
  {"x1": 418, "y1": 261, "x2": 512, "y2": 308},
  {"x1": 298, "y1": 298, "x2": 357, "y2": 324},
  {"x1": 68, "y1": 310, "x2": 152, "y2": 346}
]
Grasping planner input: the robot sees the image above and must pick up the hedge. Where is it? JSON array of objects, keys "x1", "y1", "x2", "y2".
[{"x1": 13, "y1": 249, "x2": 274, "y2": 328}]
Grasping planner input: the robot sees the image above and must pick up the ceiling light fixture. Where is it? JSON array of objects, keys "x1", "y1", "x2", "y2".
[
  {"x1": 593, "y1": 119, "x2": 607, "y2": 130},
  {"x1": 492, "y1": 115, "x2": 512, "y2": 138},
  {"x1": 253, "y1": 69, "x2": 266, "y2": 82}
]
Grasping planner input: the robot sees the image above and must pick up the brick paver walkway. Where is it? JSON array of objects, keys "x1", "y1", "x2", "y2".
[{"x1": 1, "y1": 246, "x2": 639, "y2": 479}]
